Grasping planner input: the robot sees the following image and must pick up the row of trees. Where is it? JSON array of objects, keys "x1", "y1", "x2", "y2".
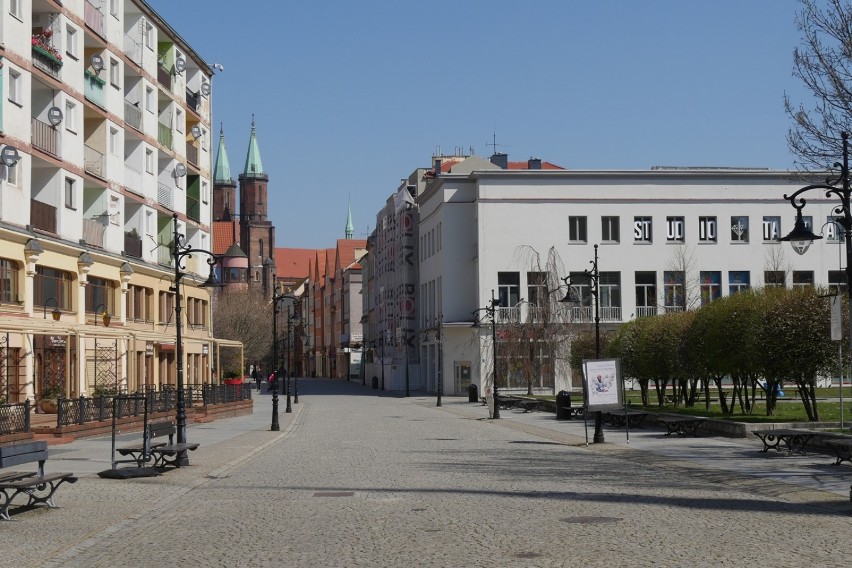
[{"x1": 570, "y1": 287, "x2": 845, "y2": 420}]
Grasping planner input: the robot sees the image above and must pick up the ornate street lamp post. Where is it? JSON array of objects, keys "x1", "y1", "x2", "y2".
[
  {"x1": 473, "y1": 291, "x2": 501, "y2": 419},
  {"x1": 271, "y1": 290, "x2": 297, "y2": 430},
  {"x1": 560, "y1": 243, "x2": 605, "y2": 443},
  {"x1": 171, "y1": 213, "x2": 221, "y2": 465},
  {"x1": 437, "y1": 314, "x2": 443, "y2": 407}
]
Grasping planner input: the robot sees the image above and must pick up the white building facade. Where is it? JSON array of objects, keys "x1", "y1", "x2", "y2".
[{"x1": 416, "y1": 164, "x2": 837, "y2": 396}]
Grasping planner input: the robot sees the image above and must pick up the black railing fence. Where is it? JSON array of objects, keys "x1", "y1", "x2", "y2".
[{"x1": 0, "y1": 401, "x2": 31, "y2": 435}]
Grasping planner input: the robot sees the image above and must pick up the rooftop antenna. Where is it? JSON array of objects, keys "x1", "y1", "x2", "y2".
[{"x1": 486, "y1": 130, "x2": 503, "y2": 155}]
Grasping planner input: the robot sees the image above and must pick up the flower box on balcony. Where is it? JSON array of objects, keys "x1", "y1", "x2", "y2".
[{"x1": 32, "y1": 43, "x2": 63, "y2": 67}]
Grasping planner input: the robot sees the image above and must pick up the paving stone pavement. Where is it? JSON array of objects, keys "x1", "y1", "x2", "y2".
[{"x1": 5, "y1": 379, "x2": 852, "y2": 567}]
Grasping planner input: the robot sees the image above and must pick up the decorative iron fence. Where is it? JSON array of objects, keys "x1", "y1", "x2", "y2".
[{"x1": 0, "y1": 401, "x2": 31, "y2": 435}]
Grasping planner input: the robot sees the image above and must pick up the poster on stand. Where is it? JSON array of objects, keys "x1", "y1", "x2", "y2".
[{"x1": 582, "y1": 358, "x2": 623, "y2": 411}]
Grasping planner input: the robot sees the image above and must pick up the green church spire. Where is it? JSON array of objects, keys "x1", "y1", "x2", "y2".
[
  {"x1": 213, "y1": 124, "x2": 233, "y2": 184},
  {"x1": 345, "y1": 198, "x2": 354, "y2": 239},
  {"x1": 243, "y1": 114, "x2": 265, "y2": 178}
]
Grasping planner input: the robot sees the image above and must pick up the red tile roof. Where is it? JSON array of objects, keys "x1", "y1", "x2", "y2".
[
  {"x1": 212, "y1": 220, "x2": 240, "y2": 255},
  {"x1": 507, "y1": 161, "x2": 564, "y2": 170},
  {"x1": 275, "y1": 248, "x2": 318, "y2": 281},
  {"x1": 335, "y1": 239, "x2": 367, "y2": 272}
]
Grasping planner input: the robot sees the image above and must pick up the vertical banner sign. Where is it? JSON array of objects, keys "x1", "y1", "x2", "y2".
[
  {"x1": 831, "y1": 295, "x2": 843, "y2": 341},
  {"x1": 582, "y1": 358, "x2": 623, "y2": 411}
]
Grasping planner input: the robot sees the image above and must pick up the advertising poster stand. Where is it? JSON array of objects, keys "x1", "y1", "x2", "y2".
[{"x1": 582, "y1": 358, "x2": 624, "y2": 445}]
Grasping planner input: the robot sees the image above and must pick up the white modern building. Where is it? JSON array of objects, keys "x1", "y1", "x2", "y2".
[
  {"x1": 0, "y1": 0, "x2": 230, "y2": 404},
  {"x1": 414, "y1": 157, "x2": 837, "y2": 396}
]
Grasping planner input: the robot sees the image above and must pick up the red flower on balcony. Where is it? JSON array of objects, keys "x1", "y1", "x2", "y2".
[{"x1": 32, "y1": 31, "x2": 62, "y2": 62}]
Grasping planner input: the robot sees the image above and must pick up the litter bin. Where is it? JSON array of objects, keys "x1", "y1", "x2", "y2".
[
  {"x1": 468, "y1": 383, "x2": 478, "y2": 403},
  {"x1": 555, "y1": 390, "x2": 572, "y2": 420},
  {"x1": 372, "y1": 376, "x2": 379, "y2": 390}
]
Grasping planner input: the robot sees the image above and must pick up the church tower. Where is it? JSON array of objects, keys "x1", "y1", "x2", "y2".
[
  {"x1": 212, "y1": 125, "x2": 237, "y2": 221},
  {"x1": 239, "y1": 116, "x2": 276, "y2": 296},
  {"x1": 345, "y1": 199, "x2": 354, "y2": 239}
]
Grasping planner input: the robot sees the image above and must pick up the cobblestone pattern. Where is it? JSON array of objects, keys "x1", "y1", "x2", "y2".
[{"x1": 7, "y1": 381, "x2": 852, "y2": 567}]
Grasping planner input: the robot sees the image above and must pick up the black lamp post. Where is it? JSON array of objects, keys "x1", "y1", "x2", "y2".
[
  {"x1": 437, "y1": 314, "x2": 443, "y2": 407},
  {"x1": 284, "y1": 306, "x2": 298, "y2": 413},
  {"x1": 560, "y1": 243, "x2": 604, "y2": 444},
  {"x1": 171, "y1": 212, "x2": 222, "y2": 465},
  {"x1": 780, "y1": 131, "x2": 852, "y2": 412},
  {"x1": 271, "y1": 290, "x2": 297, "y2": 430},
  {"x1": 473, "y1": 291, "x2": 501, "y2": 419},
  {"x1": 380, "y1": 332, "x2": 386, "y2": 390}
]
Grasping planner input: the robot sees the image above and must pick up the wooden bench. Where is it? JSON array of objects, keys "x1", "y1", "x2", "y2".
[
  {"x1": 658, "y1": 416, "x2": 705, "y2": 437},
  {"x1": 119, "y1": 421, "x2": 199, "y2": 468},
  {"x1": 752, "y1": 429, "x2": 816, "y2": 455},
  {"x1": 116, "y1": 420, "x2": 172, "y2": 467},
  {"x1": 0, "y1": 441, "x2": 77, "y2": 520},
  {"x1": 560, "y1": 406, "x2": 586, "y2": 419},
  {"x1": 604, "y1": 410, "x2": 648, "y2": 428},
  {"x1": 810, "y1": 432, "x2": 852, "y2": 465}
]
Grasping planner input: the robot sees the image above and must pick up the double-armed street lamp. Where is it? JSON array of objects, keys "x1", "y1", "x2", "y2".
[
  {"x1": 284, "y1": 306, "x2": 299, "y2": 412},
  {"x1": 271, "y1": 290, "x2": 297, "y2": 430},
  {"x1": 560, "y1": 243, "x2": 605, "y2": 444},
  {"x1": 473, "y1": 291, "x2": 501, "y2": 419},
  {"x1": 171, "y1": 213, "x2": 222, "y2": 465}
]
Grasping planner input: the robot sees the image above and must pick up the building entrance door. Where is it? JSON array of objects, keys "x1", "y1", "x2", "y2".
[{"x1": 454, "y1": 361, "x2": 471, "y2": 395}]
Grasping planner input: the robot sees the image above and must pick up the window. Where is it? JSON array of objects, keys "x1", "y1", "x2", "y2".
[
  {"x1": 85, "y1": 277, "x2": 115, "y2": 314},
  {"x1": 201, "y1": 128, "x2": 208, "y2": 151},
  {"x1": 110, "y1": 0, "x2": 119, "y2": 17},
  {"x1": 65, "y1": 178, "x2": 76, "y2": 209},
  {"x1": 762, "y1": 216, "x2": 781, "y2": 241},
  {"x1": 568, "y1": 216, "x2": 587, "y2": 243},
  {"x1": 729, "y1": 271, "x2": 750, "y2": 294},
  {"x1": 635, "y1": 271, "x2": 656, "y2": 317},
  {"x1": 829, "y1": 270, "x2": 847, "y2": 296},
  {"x1": 109, "y1": 58, "x2": 120, "y2": 88},
  {"x1": 159, "y1": 291, "x2": 175, "y2": 324},
  {"x1": 35, "y1": 267, "x2": 73, "y2": 310},
  {"x1": 826, "y1": 216, "x2": 845, "y2": 242},
  {"x1": 527, "y1": 272, "x2": 547, "y2": 312},
  {"x1": 65, "y1": 25, "x2": 78, "y2": 59},
  {"x1": 497, "y1": 272, "x2": 520, "y2": 307},
  {"x1": 663, "y1": 271, "x2": 685, "y2": 311},
  {"x1": 666, "y1": 216, "x2": 685, "y2": 243},
  {"x1": 793, "y1": 271, "x2": 814, "y2": 289},
  {"x1": 9, "y1": 0, "x2": 21, "y2": 20},
  {"x1": 176, "y1": 109, "x2": 183, "y2": 133},
  {"x1": 5, "y1": 162, "x2": 18, "y2": 187},
  {"x1": 599, "y1": 272, "x2": 621, "y2": 320},
  {"x1": 731, "y1": 216, "x2": 749, "y2": 243},
  {"x1": 259, "y1": 239, "x2": 264, "y2": 260},
  {"x1": 128, "y1": 285, "x2": 151, "y2": 321},
  {"x1": 145, "y1": 22, "x2": 154, "y2": 50},
  {"x1": 8, "y1": 69, "x2": 21, "y2": 105},
  {"x1": 764, "y1": 271, "x2": 785, "y2": 288},
  {"x1": 145, "y1": 211, "x2": 154, "y2": 236},
  {"x1": 698, "y1": 217, "x2": 717, "y2": 243},
  {"x1": 65, "y1": 100, "x2": 77, "y2": 133},
  {"x1": 700, "y1": 271, "x2": 721, "y2": 306},
  {"x1": 145, "y1": 148, "x2": 153, "y2": 173},
  {"x1": 109, "y1": 127, "x2": 119, "y2": 155},
  {"x1": 601, "y1": 216, "x2": 619, "y2": 243},
  {"x1": 0, "y1": 258, "x2": 20, "y2": 303},
  {"x1": 568, "y1": 271, "x2": 593, "y2": 311},
  {"x1": 633, "y1": 216, "x2": 652, "y2": 243},
  {"x1": 202, "y1": 181, "x2": 208, "y2": 204},
  {"x1": 145, "y1": 86, "x2": 154, "y2": 113}
]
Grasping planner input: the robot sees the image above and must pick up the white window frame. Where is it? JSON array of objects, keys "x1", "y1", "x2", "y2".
[
  {"x1": 176, "y1": 108, "x2": 184, "y2": 133},
  {"x1": 8, "y1": 69, "x2": 21, "y2": 105},
  {"x1": 109, "y1": 196, "x2": 120, "y2": 225},
  {"x1": 65, "y1": 100, "x2": 77, "y2": 134},
  {"x1": 65, "y1": 25, "x2": 78, "y2": 60},
  {"x1": 201, "y1": 180, "x2": 208, "y2": 204},
  {"x1": 109, "y1": 127, "x2": 119, "y2": 155},
  {"x1": 145, "y1": 86, "x2": 154, "y2": 113},
  {"x1": 110, "y1": 0, "x2": 119, "y2": 18},
  {"x1": 145, "y1": 148, "x2": 154, "y2": 174},
  {"x1": 109, "y1": 58, "x2": 120, "y2": 88},
  {"x1": 145, "y1": 22, "x2": 154, "y2": 50},
  {"x1": 568, "y1": 216, "x2": 587, "y2": 243},
  {"x1": 65, "y1": 177, "x2": 76, "y2": 210},
  {"x1": 666, "y1": 216, "x2": 685, "y2": 243},
  {"x1": 9, "y1": 0, "x2": 21, "y2": 20}
]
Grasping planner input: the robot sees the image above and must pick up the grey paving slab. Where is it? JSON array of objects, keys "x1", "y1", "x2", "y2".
[{"x1": 4, "y1": 380, "x2": 852, "y2": 568}]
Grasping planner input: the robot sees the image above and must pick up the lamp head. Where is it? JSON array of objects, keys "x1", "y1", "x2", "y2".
[
  {"x1": 52, "y1": 308, "x2": 61, "y2": 322},
  {"x1": 779, "y1": 208, "x2": 821, "y2": 255}
]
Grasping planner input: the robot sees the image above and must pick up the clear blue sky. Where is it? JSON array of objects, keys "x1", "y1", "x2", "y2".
[{"x1": 149, "y1": 0, "x2": 810, "y2": 249}]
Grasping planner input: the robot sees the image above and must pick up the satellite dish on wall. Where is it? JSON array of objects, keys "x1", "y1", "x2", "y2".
[
  {"x1": 173, "y1": 163, "x2": 187, "y2": 178},
  {"x1": 175, "y1": 57, "x2": 186, "y2": 73},
  {"x1": 1, "y1": 146, "x2": 21, "y2": 168},
  {"x1": 190, "y1": 124, "x2": 202, "y2": 139},
  {"x1": 48, "y1": 106, "x2": 63, "y2": 126},
  {"x1": 200, "y1": 82, "x2": 211, "y2": 96},
  {"x1": 90, "y1": 54, "x2": 104, "y2": 72}
]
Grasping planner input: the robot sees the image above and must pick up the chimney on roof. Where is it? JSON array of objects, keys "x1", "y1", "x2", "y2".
[
  {"x1": 528, "y1": 157, "x2": 542, "y2": 170},
  {"x1": 490, "y1": 152, "x2": 508, "y2": 169},
  {"x1": 433, "y1": 158, "x2": 442, "y2": 175}
]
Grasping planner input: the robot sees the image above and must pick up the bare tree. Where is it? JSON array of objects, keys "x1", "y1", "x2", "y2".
[
  {"x1": 212, "y1": 288, "x2": 271, "y2": 376},
  {"x1": 784, "y1": 0, "x2": 852, "y2": 168},
  {"x1": 665, "y1": 244, "x2": 699, "y2": 311},
  {"x1": 763, "y1": 244, "x2": 792, "y2": 287}
]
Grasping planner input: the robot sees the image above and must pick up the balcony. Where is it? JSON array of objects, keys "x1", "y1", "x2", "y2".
[
  {"x1": 186, "y1": 195, "x2": 200, "y2": 222},
  {"x1": 495, "y1": 306, "x2": 520, "y2": 324},
  {"x1": 158, "y1": 122, "x2": 173, "y2": 149},
  {"x1": 30, "y1": 199, "x2": 57, "y2": 233},
  {"x1": 186, "y1": 143, "x2": 198, "y2": 166},
  {"x1": 124, "y1": 101, "x2": 142, "y2": 131},
  {"x1": 84, "y1": 70, "x2": 105, "y2": 108},
  {"x1": 635, "y1": 306, "x2": 658, "y2": 318},
  {"x1": 186, "y1": 89, "x2": 200, "y2": 113},
  {"x1": 32, "y1": 117, "x2": 59, "y2": 157},
  {"x1": 124, "y1": 232, "x2": 143, "y2": 259},
  {"x1": 82, "y1": 218, "x2": 105, "y2": 248},
  {"x1": 157, "y1": 182, "x2": 173, "y2": 210},
  {"x1": 84, "y1": 0, "x2": 105, "y2": 38},
  {"x1": 124, "y1": 36, "x2": 142, "y2": 67},
  {"x1": 157, "y1": 242, "x2": 173, "y2": 266},
  {"x1": 32, "y1": 44, "x2": 62, "y2": 79},
  {"x1": 599, "y1": 306, "x2": 622, "y2": 322},
  {"x1": 124, "y1": 163, "x2": 143, "y2": 195},
  {"x1": 84, "y1": 145, "x2": 104, "y2": 178},
  {"x1": 157, "y1": 64, "x2": 172, "y2": 90}
]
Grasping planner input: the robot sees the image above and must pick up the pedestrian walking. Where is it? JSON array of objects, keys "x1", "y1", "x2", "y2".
[
  {"x1": 268, "y1": 370, "x2": 275, "y2": 394},
  {"x1": 253, "y1": 366, "x2": 262, "y2": 391}
]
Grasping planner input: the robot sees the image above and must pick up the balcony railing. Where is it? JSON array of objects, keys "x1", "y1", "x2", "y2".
[
  {"x1": 124, "y1": 163, "x2": 142, "y2": 195},
  {"x1": 635, "y1": 306, "x2": 658, "y2": 318},
  {"x1": 84, "y1": 145, "x2": 105, "y2": 178},
  {"x1": 157, "y1": 242, "x2": 173, "y2": 266},
  {"x1": 186, "y1": 195, "x2": 200, "y2": 222},
  {"x1": 495, "y1": 306, "x2": 520, "y2": 324},
  {"x1": 158, "y1": 122, "x2": 173, "y2": 149},
  {"x1": 599, "y1": 306, "x2": 622, "y2": 322},
  {"x1": 84, "y1": 71, "x2": 106, "y2": 107},
  {"x1": 82, "y1": 218, "x2": 105, "y2": 248},
  {"x1": 157, "y1": 64, "x2": 172, "y2": 89},
  {"x1": 124, "y1": 232, "x2": 143, "y2": 259},
  {"x1": 31, "y1": 117, "x2": 59, "y2": 157},
  {"x1": 84, "y1": 0, "x2": 105, "y2": 38},
  {"x1": 186, "y1": 89, "x2": 200, "y2": 113},
  {"x1": 124, "y1": 36, "x2": 142, "y2": 67},
  {"x1": 157, "y1": 182, "x2": 173, "y2": 210},
  {"x1": 32, "y1": 45, "x2": 62, "y2": 79},
  {"x1": 30, "y1": 199, "x2": 57, "y2": 233},
  {"x1": 186, "y1": 143, "x2": 198, "y2": 166},
  {"x1": 124, "y1": 100, "x2": 142, "y2": 131}
]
